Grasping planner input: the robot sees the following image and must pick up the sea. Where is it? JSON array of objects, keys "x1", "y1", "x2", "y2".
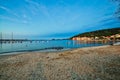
[{"x1": 0, "y1": 40, "x2": 110, "y2": 54}]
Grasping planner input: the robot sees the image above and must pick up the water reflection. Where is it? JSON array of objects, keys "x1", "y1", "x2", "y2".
[
  {"x1": 0, "y1": 40, "x2": 109, "y2": 54},
  {"x1": 0, "y1": 42, "x2": 2, "y2": 49}
]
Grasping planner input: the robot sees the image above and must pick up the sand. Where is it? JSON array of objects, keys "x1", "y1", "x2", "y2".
[{"x1": 0, "y1": 45, "x2": 120, "y2": 80}]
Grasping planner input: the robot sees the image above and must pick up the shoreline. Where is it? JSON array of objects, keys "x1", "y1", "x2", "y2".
[{"x1": 0, "y1": 45, "x2": 110, "y2": 56}]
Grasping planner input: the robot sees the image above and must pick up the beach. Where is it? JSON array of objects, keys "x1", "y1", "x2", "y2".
[{"x1": 0, "y1": 45, "x2": 120, "y2": 80}]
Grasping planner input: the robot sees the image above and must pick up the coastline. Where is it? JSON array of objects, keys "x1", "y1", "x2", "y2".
[{"x1": 0, "y1": 45, "x2": 120, "y2": 80}]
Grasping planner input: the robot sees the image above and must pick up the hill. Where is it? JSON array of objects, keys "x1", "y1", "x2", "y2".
[
  {"x1": 70, "y1": 27, "x2": 120, "y2": 40},
  {"x1": 71, "y1": 27, "x2": 120, "y2": 39}
]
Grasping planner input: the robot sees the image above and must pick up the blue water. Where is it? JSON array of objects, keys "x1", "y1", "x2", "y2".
[{"x1": 0, "y1": 40, "x2": 109, "y2": 54}]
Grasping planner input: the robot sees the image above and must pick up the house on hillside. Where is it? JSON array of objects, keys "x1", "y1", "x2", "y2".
[{"x1": 72, "y1": 37, "x2": 93, "y2": 41}]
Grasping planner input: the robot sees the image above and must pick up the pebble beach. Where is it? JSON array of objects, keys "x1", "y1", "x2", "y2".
[{"x1": 0, "y1": 45, "x2": 120, "y2": 80}]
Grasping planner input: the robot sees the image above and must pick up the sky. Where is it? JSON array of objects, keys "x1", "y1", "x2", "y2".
[{"x1": 0, "y1": 0, "x2": 120, "y2": 39}]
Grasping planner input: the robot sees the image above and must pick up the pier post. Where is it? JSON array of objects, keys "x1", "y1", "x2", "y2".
[
  {"x1": 0, "y1": 32, "x2": 2, "y2": 41},
  {"x1": 0, "y1": 32, "x2": 2, "y2": 48},
  {"x1": 11, "y1": 32, "x2": 13, "y2": 43},
  {"x1": 12, "y1": 32, "x2": 13, "y2": 40}
]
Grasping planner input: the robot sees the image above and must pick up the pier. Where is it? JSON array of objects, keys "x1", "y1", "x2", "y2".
[
  {"x1": 0, "y1": 32, "x2": 49, "y2": 43},
  {"x1": 0, "y1": 39, "x2": 49, "y2": 43}
]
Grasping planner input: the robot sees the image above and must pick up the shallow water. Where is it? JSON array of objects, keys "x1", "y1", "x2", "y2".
[{"x1": 0, "y1": 40, "x2": 109, "y2": 54}]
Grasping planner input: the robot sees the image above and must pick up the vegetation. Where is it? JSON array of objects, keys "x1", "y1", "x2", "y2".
[{"x1": 71, "y1": 27, "x2": 120, "y2": 38}]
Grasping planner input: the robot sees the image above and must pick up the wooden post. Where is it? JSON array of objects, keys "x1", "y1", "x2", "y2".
[
  {"x1": 12, "y1": 32, "x2": 13, "y2": 40},
  {"x1": 11, "y1": 32, "x2": 14, "y2": 43},
  {"x1": 0, "y1": 32, "x2": 2, "y2": 41},
  {"x1": 0, "y1": 32, "x2": 2, "y2": 48}
]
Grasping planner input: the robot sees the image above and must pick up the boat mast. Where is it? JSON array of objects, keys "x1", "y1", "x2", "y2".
[
  {"x1": 0, "y1": 32, "x2": 2, "y2": 41},
  {"x1": 12, "y1": 32, "x2": 13, "y2": 41}
]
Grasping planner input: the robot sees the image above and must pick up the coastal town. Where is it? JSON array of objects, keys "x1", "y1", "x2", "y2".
[{"x1": 72, "y1": 33, "x2": 120, "y2": 41}]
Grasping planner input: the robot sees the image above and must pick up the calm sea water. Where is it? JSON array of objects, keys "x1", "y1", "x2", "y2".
[{"x1": 0, "y1": 40, "x2": 109, "y2": 54}]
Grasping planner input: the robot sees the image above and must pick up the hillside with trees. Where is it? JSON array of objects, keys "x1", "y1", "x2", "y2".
[{"x1": 71, "y1": 27, "x2": 120, "y2": 39}]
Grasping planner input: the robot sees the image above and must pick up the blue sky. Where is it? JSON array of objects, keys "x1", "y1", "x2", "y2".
[{"x1": 0, "y1": 0, "x2": 120, "y2": 39}]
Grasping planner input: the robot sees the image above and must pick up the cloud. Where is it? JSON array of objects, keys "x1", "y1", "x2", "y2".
[
  {"x1": 0, "y1": 4, "x2": 31, "y2": 25},
  {"x1": 79, "y1": 13, "x2": 117, "y2": 30},
  {"x1": 100, "y1": 19, "x2": 120, "y2": 26},
  {"x1": 23, "y1": 14, "x2": 27, "y2": 18},
  {"x1": 0, "y1": 15, "x2": 29, "y2": 24},
  {"x1": 0, "y1": 15, "x2": 18, "y2": 22},
  {"x1": 0, "y1": 5, "x2": 19, "y2": 18},
  {"x1": 23, "y1": 20, "x2": 28, "y2": 24},
  {"x1": 25, "y1": 0, "x2": 39, "y2": 15},
  {"x1": 0, "y1": 4, "x2": 31, "y2": 23},
  {"x1": 98, "y1": 14, "x2": 114, "y2": 23},
  {"x1": 25, "y1": 0, "x2": 50, "y2": 17},
  {"x1": 22, "y1": 13, "x2": 31, "y2": 20}
]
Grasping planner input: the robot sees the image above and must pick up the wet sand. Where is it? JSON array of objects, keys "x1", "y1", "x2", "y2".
[{"x1": 0, "y1": 45, "x2": 120, "y2": 80}]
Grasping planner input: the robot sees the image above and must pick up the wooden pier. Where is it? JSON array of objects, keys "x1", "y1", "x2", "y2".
[
  {"x1": 0, "y1": 39, "x2": 48, "y2": 43},
  {"x1": 0, "y1": 32, "x2": 45, "y2": 43}
]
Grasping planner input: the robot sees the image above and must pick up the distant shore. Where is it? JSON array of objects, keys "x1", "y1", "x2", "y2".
[{"x1": 0, "y1": 45, "x2": 120, "y2": 80}]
